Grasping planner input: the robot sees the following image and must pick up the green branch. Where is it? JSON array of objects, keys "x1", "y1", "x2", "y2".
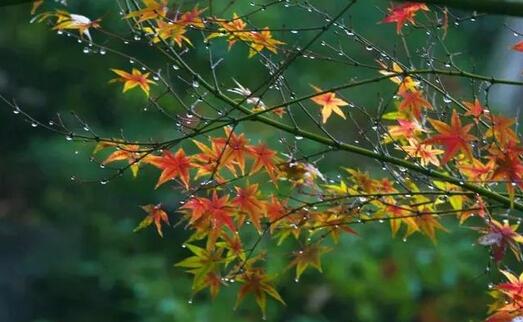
[{"x1": 396, "y1": 0, "x2": 523, "y2": 16}]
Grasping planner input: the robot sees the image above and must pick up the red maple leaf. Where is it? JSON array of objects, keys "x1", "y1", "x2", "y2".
[
  {"x1": 381, "y1": 3, "x2": 429, "y2": 34},
  {"x1": 424, "y1": 110, "x2": 476, "y2": 164}
]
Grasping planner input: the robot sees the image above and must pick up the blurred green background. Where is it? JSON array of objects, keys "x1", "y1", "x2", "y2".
[{"x1": 1, "y1": 1, "x2": 521, "y2": 322}]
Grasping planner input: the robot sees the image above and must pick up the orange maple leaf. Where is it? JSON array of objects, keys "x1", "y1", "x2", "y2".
[
  {"x1": 99, "y1": 143, "x2": 153, "y2": 177},
  {"x1": 248, "y1": 27, "x2": 286, "y2": 58},
  {"x1": 148, "y1": 148, "x2": 193, "y2": 189},
  {"x1": 250, "y1": 144, "x2": 280, "y2": 181},
  {"x1": 125, "y1": 0, "x2": 168, "y2": 22},
  {"x1": 289, "y1": 244, "x2": 331, "y2": 281},
  {"x1": 424, "y1": 110, "x2": 476, "y2": 164},
  {"x1": 462, "y1": 98, "x2": 485, "y2": 121},
  {"x1": 134, "y1": 204, "x2": 170, "y2": 237},
  {"x1": 485, "y1": 114, "x2": 519, "y2": 146},
  {"x1": 398, "y1": 89, "x2": 432, "y2": 119},
  {"x1": 235, "y1": 267, "x2": 285, "y2": 316},
  {"x1": 310, "y1": 85, "x2": 349, "y2": 123},
  {"x1": 110, "y1": 68, "x2": 156, "y2": 96},
  {"x1": 232, "y1": 184, "x2": 265, "y2": 231}
]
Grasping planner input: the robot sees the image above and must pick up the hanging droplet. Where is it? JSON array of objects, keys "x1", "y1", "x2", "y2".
[
  {"x1": 31, "y1": 122, "x2": 38, "y2": 127},
  {"x1": 99, "y1": 48, "x2": 106, "y2": 55},
  {"x1": 100, "y1": 180, "x2": 108, "y2": 185}
]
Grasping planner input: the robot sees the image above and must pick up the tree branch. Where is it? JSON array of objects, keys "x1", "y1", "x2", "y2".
[{"x1": 396, "y1": 0, "x2": 523, "y2": 17}]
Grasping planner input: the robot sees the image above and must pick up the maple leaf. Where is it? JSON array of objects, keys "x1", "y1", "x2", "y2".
[
  {"x1": 377, "y1": 60, "x2": 419, "y2": 93},
  {"x1": 125, "y1": 0, "x2": 168, "y2": 22},
  {"x1": 414, "y1": 210, "x2": 447, "y2": 243},
  {"x1": 400, "y1": 138, "x2": 443, "y2": 167},
  {"x1": 458, "y1": 196, "x2": 488, "y2": 224},
  {"x1": 181, "y1": 197, "x2": 208, "y2": 225},
  {"x1": 459, "y1": 158, "x2": 494, "y2": 182},
  {"x1": 204, "y1": 191, "x2": 236, "y2": 233},
  {"x1": 489, "y1": 142, "x2": 523, "y2": 202},
  {"x1": 134, "y1": 204, "x2": 170, "y2": 237},
  {"x1": 513, "y1": 41, "x2": 523, "y2": 52},
  {"x1": 485, "y1": 114, "x2": 519, "y2": 146},
  {"x1": 265, "y1": 196, "x2": 287, "y2": 223},
  {"x1": 387, "y1": 119, "x2": 425, "y2": 142},
  {"x1": 191, "y1": 139, "x2": 228, "y2": 180},
  {"x1": 381, "y1": 2, "x2": 429, "y2": 34},
  {"x1": 289, "y1": 244, "x2": 331, "y2": 281},
  {"x1": 424, "y1": 109, "x2": 476, "y2": 164},
  {"x1": 463, "y1": 98, "x2": 486, "y2": 121},
  {"x1": 232, "y1": 184, "x2": 265, "y2": 232},
  {"x1": 207, "y1": 13, "x2": 250, "y2": 49},
  {"x1": 398, "y1": 89, "x2": 432, "y2": 119},
  {"x1": 175, "y1": 244, "x2": 224, "y2": 297},
  {"x1": 346, "y1": 168, "x2": 378, "y2": 193},
  {"x1": 235, "y1": 267, "x2": 285, "y2": 316},
  {"x1": 96, "y1": 143, "x2": 153, "y2": 177},
  {"x1": 213, "y1": 127, "x2": 253, "y2": 174},
  {"x1": 477, "y1": 219, "x2": 523, "y2": 264},
  {"x1": 248, "y1": 27, "x2": 286, "y2": 58},
  {"x1": 381, "y1": 203, "x2": 419, "y2": 238},
  {"x1": 177, "y1": 5, "x2": 206, "y2": 28},
  {"x1": 250, "y1": 143, "x2": 280, "y2": 181},
  {"x1": 217, "y1": 232, "x2": 245, "y2": 263},
  {"x1": 310, "y1": 85, "x2": 349, "y2": 123},
  {"x1": 110, "y1": 68, "x2": 156, "y2": 97},
  {"x1": 148, "y1": 148, "x2": 193, "y2": 189},
  {"x1": 487, "y1": 270, "x2": 523, "y2": 322},
  {"x1": 33, "y1": 10, "x2": 101, "y2": 42},
  {"x1": 147, "y1": 20, "x2": 193, "y2": 47}
]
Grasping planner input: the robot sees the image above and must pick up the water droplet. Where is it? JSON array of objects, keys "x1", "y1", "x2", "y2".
[
  {"x1": 192, "y1": 80, "x2": 200, "y2": 88},
  {"x1": 31, "y1": 122, "x2": 38, "y2": 127},
  {"x1": 100, "y1": 180, "x2": 108, "y2": 185},
  {"x1": 65, "y1": 135, "x2": 73, "y2": 141},
  {"x1": 295, "y1": 136, "x2": 303, "y2": 140},
  {"x1": 290, "y1": 30, "x2": 298, "y2": 34},
  {"x1": 13, "y1": 108, "x2": 20, "y2": 114},
  {"x1": 129, "y1": 59, "x2": 135, "y2": 64},
  {"x1": 134, "y1": 34, "x2": 141, "y2": 41},
  {"x1": 83, "y1": 47, "x2": 90, "y2": 54},
  {"x1": 99, "y1": 48, "x2": 106, "y2": 55},
  {"x1": 172, "y1": 64, "x2": 180, "y2": 70},
  {"x1": 294, "y1": 278, "x2": 299, "y2": 283},
  {"x1": 187, "y1": 299, "x2": 193, "y2": 304}
]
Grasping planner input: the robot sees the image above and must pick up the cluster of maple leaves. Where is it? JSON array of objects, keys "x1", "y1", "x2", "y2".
[{"x1": 27, "y1": 0, "x2": 523, "y2": 320}]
